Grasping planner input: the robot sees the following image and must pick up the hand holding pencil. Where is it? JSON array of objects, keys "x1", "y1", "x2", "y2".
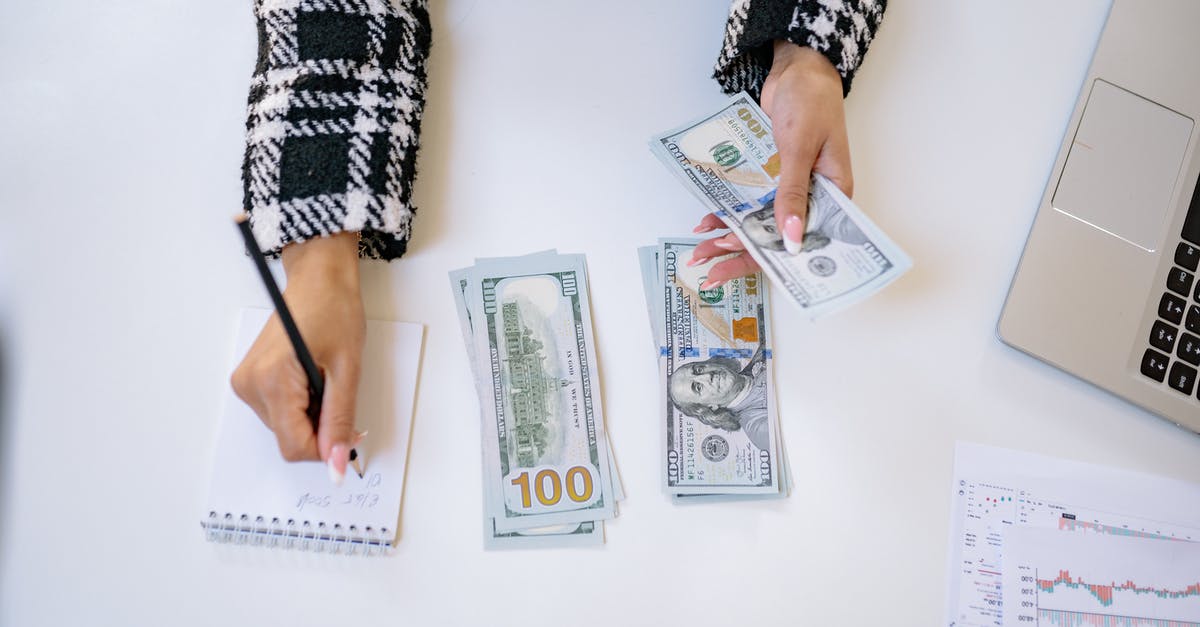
[{"x1": 230, "y1": 223, "x2": 367, "y2": 484}]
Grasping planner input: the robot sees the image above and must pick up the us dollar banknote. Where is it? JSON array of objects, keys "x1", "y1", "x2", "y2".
[
  {"x1": 638, "y1": 243, "x2": 792, "y2": 501},
  {"x1": 654, "y1": 238, "x2": 783, "y2": 495},
  {"x1": 649, "y1": 92, "x2": 912, "y2": 319},
  {"x1": 450, "y1": 266, "x2": 606, "y2": 548},
  {"x1": 449, "y1": 253, "x2": 620, "y2": 538}
]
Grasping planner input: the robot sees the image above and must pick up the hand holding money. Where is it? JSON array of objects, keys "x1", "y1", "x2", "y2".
[
  {"x1": 649, "y1": 92, "x2": 911, "y2": 318},
  {"x1": 691, "y1": 43, "x2": 852, "y2": 282}
]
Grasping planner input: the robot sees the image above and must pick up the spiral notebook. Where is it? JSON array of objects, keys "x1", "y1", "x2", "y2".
[{"x1": 202, "y1": 308, "x2": 422, "y2": 554}]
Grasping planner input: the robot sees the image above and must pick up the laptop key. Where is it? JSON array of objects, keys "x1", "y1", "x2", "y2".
[
  {"x1": 1167, "y1": 267, "x2": 1194, "y2": 296},
  {"x1": 1176, "y1": 332, "x2": 1200, "y2": 365},
  {"x1": 1168, "y1": 362, "x2": 1197, "y2": 395},
  {"x1": 1160, "y1": 293, "x2": 1186, "y2": 324},
  {"x1": 1188, "y1": 305, "x2": 1200, "y2": 334},
  {"x1": 1177, "y1": 242, "x2": 1200, "y2": 272},
  {"x1": 1150, "y1": 320, "x2": 1179, "y2": 352},
  {"x1": 1141, "y1": 348, "x2": 1169, "y2": 382}
]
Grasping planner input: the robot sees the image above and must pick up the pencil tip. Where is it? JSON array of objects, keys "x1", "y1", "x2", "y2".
[{"x1": 234, "y1": 212, "x2": 249, "y2": 224}]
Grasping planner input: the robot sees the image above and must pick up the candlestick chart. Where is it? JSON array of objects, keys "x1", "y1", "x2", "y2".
[{"x1": 1002, "y1": 528, "x2": 1200, "y2": 627}]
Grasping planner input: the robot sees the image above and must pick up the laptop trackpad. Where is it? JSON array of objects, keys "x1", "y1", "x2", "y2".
[{"x1": 1052, "y1": 79, "x2": 1193, "y2": 252}]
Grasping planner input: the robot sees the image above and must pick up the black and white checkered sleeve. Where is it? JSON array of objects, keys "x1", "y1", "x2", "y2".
[
  {"x1": 713, "y1": 0, "x2": 885, "y2": 100},
  {"x1": 242, "y1": 0, "x2": 431, "y2": 260}
]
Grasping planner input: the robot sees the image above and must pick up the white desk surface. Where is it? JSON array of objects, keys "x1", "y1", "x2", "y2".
[{"x1": 2, "y1": 1, "x2": 1197, "y2": 625}]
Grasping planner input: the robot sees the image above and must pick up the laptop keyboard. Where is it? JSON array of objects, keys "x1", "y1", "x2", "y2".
[{"x1": 1140, "y1": 174, "x2": 1200, "y2": 397}]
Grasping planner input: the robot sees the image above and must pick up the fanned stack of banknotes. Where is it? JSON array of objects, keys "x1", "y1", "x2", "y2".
[
  {"x1": 450, "y1": 252, "x2": 624, "y2": 549},
  {"x1": 639, "y1": 240, "x2": 792, "y2": 501},
  {"x1": 447, "y1": 94, "x2": 913, "y2": 546}
]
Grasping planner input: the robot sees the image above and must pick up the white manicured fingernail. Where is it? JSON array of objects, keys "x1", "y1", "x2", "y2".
[
  {"x1": 327, "y1": 444, "x2": 348, "y2": 486},
  {"x1": 327, "y1": 461, "x2": 344, "y2": 486},
  {"x1": 784, "y1": 215, "x2": 804, "y2": 255}
]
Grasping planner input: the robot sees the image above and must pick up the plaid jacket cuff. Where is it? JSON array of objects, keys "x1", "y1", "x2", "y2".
[
  {"x1": 241, "y1": 0, "x2": 431, "y2": 260},
  {"x1": 713, "y1": 0, "x2": 886, "y2": 100}
]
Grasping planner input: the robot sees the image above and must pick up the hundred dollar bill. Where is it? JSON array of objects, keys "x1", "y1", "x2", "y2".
[
  {"x1": 637, "y1": 244, "x2": 791, "y2": 501},
  {"x1": 657, "y1": 238, "x2": 781, "y2": 495},
  {"x1": 450, "y1": 268, "x2": 606, "y2": 548},
  {"x1": 461, "y1": 254, "x2": 617, "y2": 532},
  {"x1": 649, "y1": 92, "x2": 912, "y2": 319},
  {"x1": 456, "y1": 258, "x2": 624, "y2": 506}
]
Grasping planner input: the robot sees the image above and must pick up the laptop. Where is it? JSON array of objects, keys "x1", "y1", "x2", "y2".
[{"x1": 999, "y1": 0, "x2": 1200, "y2": 433}]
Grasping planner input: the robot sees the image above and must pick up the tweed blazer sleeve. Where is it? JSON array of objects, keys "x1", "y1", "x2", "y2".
[
  {"x1": 714, "y1": 0, "x2": 886, "y2": 100},
  {"x1": 242, "y1": 0, "x2": 431, "y2": 260}
]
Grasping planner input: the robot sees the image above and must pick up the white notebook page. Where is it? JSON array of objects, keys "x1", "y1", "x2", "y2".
[{"x1": 204, "y1": 308, "x2": 422, "y2": 546}]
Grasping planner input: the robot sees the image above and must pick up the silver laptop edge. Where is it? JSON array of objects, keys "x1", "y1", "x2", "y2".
[{"x1": 999, "y1": 0, "x2": 1200, "y2": 433}]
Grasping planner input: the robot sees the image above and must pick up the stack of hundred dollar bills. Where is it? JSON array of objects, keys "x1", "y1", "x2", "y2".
[
  {"x1": 639, "y1": 240, "x2": 791, "y2": 501},
  {"x1": 649, "y1": 92, "x2": 912, "y2": 318},
  {"x1": 450, "y1": 251, "x2": 624, "y2": 548}
]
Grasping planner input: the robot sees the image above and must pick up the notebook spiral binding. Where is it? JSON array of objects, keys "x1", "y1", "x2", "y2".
[{"x1": 202, "y1": 511, "x2": 391, "y2": 555}]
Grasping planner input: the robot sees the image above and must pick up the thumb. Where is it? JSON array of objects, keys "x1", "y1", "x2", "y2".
[
  {"x1": 774, "y1": 148, "x2": 816, "y2": 255},
  {"x1": 316, "y1": 361, "x2": 360, "y2": 483}
]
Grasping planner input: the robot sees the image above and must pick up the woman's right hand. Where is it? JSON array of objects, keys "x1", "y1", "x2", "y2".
[
  {"x1": 691, "y1": 41, "x2": 853, "y2": 288},
  {"x1": 230, "y1": 232, "x2": 365, "y2": 483}
]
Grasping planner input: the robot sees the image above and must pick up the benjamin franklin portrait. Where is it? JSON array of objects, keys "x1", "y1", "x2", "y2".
[{"x1": 667, "y1": 346, "x2": 770, "y2": 451}]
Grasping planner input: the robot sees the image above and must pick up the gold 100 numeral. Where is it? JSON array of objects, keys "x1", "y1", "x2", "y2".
[
  {"x1": 511, "y1": 466, "x2": 594, "y2": 508},
  {"x1": 737, "y1": 107, "x2": 768, "y2": 139}
]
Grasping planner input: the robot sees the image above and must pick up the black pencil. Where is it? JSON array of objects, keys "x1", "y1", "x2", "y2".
[{"x1": 234, "y1": 214, "x2": 362, "y2": 478}]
